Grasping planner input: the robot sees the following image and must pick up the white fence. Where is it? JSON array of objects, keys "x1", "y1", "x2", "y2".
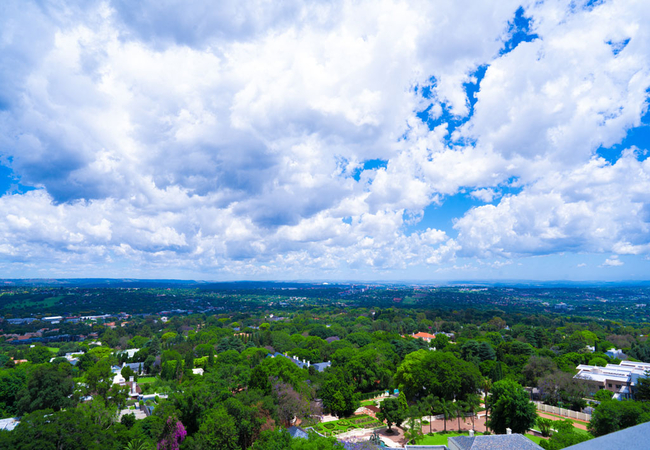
[{"x1": 534, "y1": 402, "x2": 591, "y2": 422}]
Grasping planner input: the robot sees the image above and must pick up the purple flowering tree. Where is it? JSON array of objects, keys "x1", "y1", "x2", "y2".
[{"x1": 158, "y1": 416, "x2": 187, "y2": 450}]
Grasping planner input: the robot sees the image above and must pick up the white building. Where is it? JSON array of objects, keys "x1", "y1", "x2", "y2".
[{"x1": 574, "y1": 361, "x2": 650, "y2": 400}]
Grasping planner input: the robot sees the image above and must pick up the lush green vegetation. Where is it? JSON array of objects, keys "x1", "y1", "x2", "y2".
[{"x1": 0, "y1": 282, "x2": 649, "y2": 449}]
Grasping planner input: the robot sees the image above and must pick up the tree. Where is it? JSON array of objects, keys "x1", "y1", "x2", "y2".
[
  {"x1": 184, "y1": 408, "x2": 238, "y2": 450},
  {"x1": 453, "y1": 401, "x2": 464, "y2": 432},
  {"x1": 377, "y1": 398, "x2": 405, "y2": 432},
  {"x1": 121, "y1": 412, "x2": 136, "y2": 429},
  {"x1": 250, "y1": 428, "x2": 292, "y2": 450},
  {"x1": 635, "y1": 371, "x2": 650, "y2": 401},
  {"x1": 536, "y1": 417, "x2": 553, "y2": 437},
  {"x1": 404, "y1": 412, "x2": 423, "y2": 444},
  {"x1": 487, "y1": 379, "x2": 537, "y2": 434},
  {"x1": 434, "y1": 397, "x2": 453, "y2": 433},
  {"x1": 395, "y1": 350, "x2": 481, "y2": 401},
  {"x1": 589, "y1": 400, "x2": 650, "y2": 437},
  {"x1": 464, "y1": 394, "x2": 481, "y2": 431},
  {"x1": 16, "y1": 364, "x2": 74, "y2": 413},
  {"x1": 157, "y1": 416, "x2": 187, "y2": 450},
  {"x1": 273, "y1": 380, "x2": 309, "y2": 427},
  {"x1": 540, "y1": 419, "x2": 592, "y2": 449},
  {"x1": 320, "y1": 372, "x2": 359, "y2": 418},
  {"x1": 593, "y1": 389, "x2": 613, "y2": 402},
  {"x1": 85, "y1": 358, "x2": 114, "y2": 401}
]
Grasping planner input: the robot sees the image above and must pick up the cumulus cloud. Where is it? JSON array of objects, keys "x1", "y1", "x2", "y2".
[
  {"x1": 602, "y1": 255, "x2": 624, "y2": 267},
  {"x1": 0, "y1": 0, "x2": 649, "y2": 278}
]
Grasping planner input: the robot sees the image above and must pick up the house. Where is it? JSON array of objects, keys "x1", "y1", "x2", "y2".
[
  {"x1": 605, "y1": 348, "x2": 627, "y2": 360},
  {"x1": 287, "y1": 426, "x2": 308, "y2": 440},
  {"x1": 448, "y1": 430, "x2": 543, "y2": 449},
  {"x1": 411, "y1": 332, "x2": 436, "y2": 342},
  {"x1": 192, "y1": 368, "x2": 204, "y2": 376},
  {"x1": 118, "y1": 348, "x2": 141, "y2": 359},
  {"x1": 574, "y1": 360, "x2": 650, "y2": 400},
  {"x1": 268, "y1": 352, "x2": 331, "y2": 372}
]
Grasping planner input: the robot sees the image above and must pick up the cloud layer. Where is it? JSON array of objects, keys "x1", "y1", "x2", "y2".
[{"x1": 0, "y1": 0, "x2": 649, "y2": 279}]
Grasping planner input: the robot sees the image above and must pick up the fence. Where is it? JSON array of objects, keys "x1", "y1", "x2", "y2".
[
  {"x1": 534, "y1": 402, "x2": 591, "y2": 422},
  {"x1": 358, "y1": 390, "x2": 389, "y2": 401}
]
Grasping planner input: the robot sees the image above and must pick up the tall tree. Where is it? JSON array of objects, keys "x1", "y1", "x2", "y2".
[
  {"x1": 487, "y1": 379, "x2": 537, "y2": 434},
  {"x1": 377, "y1": 398, "x2": 405, "y2": 432}
]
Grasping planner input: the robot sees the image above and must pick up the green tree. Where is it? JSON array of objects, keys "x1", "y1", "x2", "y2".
[
  {"x1": 16, "y1": 364, "x2": 74, "y2": 413},
  {"x1": 184, "y1": 408, "x2": 238, "y2": 450},
  {"x1": 377, "y1": 398, "x2": 406, "y2": 432},
  {"x1": 635, "y1": 371, "x2": 650, "y2": 401},
  {"x1": 85, "y1": 358, "x2": 114, "y2": 401},
  {"x1": 250, "y1": 428, "x2": 292, "y2": 450},
  {"x1": 589, "y1": 400, "x2": 650, "y2": 436},
  {"x1": 540, "y1": 419, "x2": 592, "y2": 449},
  {"x1": 436, "y1": 397, "x2": 453, "y2": 433},
  {"x1": 320, "y1": 372, "x2": 359, "y2": 418},
  {"x1": 487, "y1": 379, "x2": 537, "y2": 434},
  {"x1": 394, "y1": 350, "x2": 481, "y2": 401}
]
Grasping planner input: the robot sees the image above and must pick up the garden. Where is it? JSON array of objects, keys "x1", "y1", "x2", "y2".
[{"x1": 310, "y1": 415, "x2": 384, "y2": 436}]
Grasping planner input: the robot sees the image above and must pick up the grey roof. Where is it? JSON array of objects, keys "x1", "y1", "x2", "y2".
[
  {"x1": 287, "y1": 426, "x2": 308, "y2": 439},
  {"x1": 312, "y1": 361, "x2": 331, "y2": 372},
  {"x1": 448, "y1": 434, "x2": 543, "y2": 450},
  {"x1": 123, "y1": 362, "x2": 144, "y2": 372},
  {"x1": 564, "y1": 421, "x2": 650, "y2": 449}
]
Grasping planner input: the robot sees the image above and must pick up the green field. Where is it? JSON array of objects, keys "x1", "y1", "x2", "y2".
[
  {"x1": 526, "y1": 434, "x2": 545, "y2": 444},
  {"x1": 137, "y1": 377, "x2": 156, "y2": 384},
  {"x1": 417, "y1": 432, "x2": 469, "y2": 445}
]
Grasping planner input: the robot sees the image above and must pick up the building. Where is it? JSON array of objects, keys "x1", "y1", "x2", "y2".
[
  {"x1": 268, "y1": 352, "x2": 331, "y2": 372},
  {"x1": 448, "y1": 430, "x2": 543, "y2": 450},
  {"x1": 605, "y1": 348, "x2": 627, "y2": 360},
  {"x1": 411, "y1": 332, "x2": 436, "y2": 342},
  {"x1": 574, "y1": 360, "x2": 650, "y2": 400},
  {"x1": 42, "y1": 316, "x2": 63, "y2": 324}
]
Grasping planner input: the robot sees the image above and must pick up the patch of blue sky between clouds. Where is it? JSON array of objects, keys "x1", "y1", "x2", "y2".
[
  {"x1": 404, "y1": 178, "x2": 524, "y2": 237},
  {"x1": 596, "y1": 104, "x2": 650, "y2": 164},
  {"x1": 0, "y1": 160, "x2": 36, "y2": 196},
  {"x1": 499, "y1": 6, "x2": 539, "y2": 56},
  {"x1": 404, "y1": 193, "x2": 487, "y2": 237},
  {"x1": 416, "y1": 65, "x2": 487, "y2": 143},
  {"x1": 352, "y1": 158, "x2": 388, "y2": 182}
]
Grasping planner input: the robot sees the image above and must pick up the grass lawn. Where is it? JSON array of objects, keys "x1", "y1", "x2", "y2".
[
  {"x1": 360, "y1": 400, "x2": 376, "y2": 406},
  {"x1": 537, "y1": 412, "x2": 588, "y2": 424},
  {"x1": 573, "y1": 427, "x2": 593, "y2": 438},
  {"x1": 417, "y1": 432, "x2": 469, "y2": 445},
  {"x1": 45, "y1": 347, "x2": 59, "y2": 353},
  {"x1": 526, "y1": 434, "x2": 545, "y2": 444},
  {"x1": 137, "y1": 377, "x2": 157, "y2": 383}
]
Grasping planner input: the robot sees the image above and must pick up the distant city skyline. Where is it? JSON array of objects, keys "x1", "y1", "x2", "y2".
[{"x1": 0, "y1": 1, "x2": 649, "y2": 281}]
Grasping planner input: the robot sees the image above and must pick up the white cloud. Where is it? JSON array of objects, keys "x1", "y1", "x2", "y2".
[
  {"x1": 0, "y1": 0, "x2": 649, "y2": 278},
  {"x1": 602, "y1": 255, "x2": 624, "y2": 267}
]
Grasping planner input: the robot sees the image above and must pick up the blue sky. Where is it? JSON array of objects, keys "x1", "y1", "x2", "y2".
[{"x1": 0, "y1": 0, "x2": 649, "y2": 281}]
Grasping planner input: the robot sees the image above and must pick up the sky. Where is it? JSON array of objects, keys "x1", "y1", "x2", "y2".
[{"x1": 0, "y1": 0, "x2": 649, "y2": 282}]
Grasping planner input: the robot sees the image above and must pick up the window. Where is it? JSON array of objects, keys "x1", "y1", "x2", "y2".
[
  {"x1": 608, "y1": 384, "x2": 612, "y2": 388},
  {"x1": 616, "y1": 384, "x2": 621, "y2": 389}
]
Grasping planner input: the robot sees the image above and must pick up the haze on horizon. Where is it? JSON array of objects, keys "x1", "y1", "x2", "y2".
[{"x1": 1, "y1": 0, "x2": 649, "y2": 282}]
